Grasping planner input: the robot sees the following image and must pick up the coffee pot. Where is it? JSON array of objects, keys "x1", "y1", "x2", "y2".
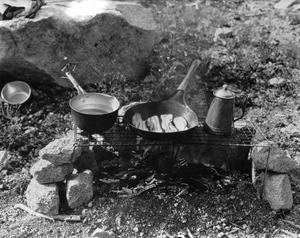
[{"x1": 203, "y1": 84, "x2": 247, "y2": 136}]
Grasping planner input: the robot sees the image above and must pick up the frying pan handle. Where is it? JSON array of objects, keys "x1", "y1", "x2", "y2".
[
  {"x1": 177, "y1": 59, "x2": 201, "y2": 91},
  {"x1": 65, "y1": 72, "x2": 86, "y2": 95}
]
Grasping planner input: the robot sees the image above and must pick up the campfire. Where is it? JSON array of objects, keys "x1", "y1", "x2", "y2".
[
  {"x1": 1, "y1": 0, "x2": 299, "y2": 237},
  {"x1": 9, "y1": 60, "x2": 271, "y2": 221}
]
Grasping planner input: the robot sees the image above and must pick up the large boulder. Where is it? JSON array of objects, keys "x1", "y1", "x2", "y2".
[
  {"x1": 0, "y1": 0, "x2": 157, "y2": 86},
  {"x1": 25, "y1": 178, "x2": 59, "y2": 215}
]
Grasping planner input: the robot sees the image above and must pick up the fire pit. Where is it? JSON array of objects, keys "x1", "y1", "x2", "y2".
[{"x1": 25, "y1": 115, "x2": 271, "y2": 217}]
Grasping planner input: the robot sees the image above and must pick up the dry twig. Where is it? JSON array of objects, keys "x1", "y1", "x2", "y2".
[
  {"x1": 14, "y1": 203, "x2": 81, "y2": 222},
  {"x1": 281, "y1": 219, "x2": 300, "y2": 231},
  {"x1": 186, "y1": 228, "x2": 195, "y2": 238}
]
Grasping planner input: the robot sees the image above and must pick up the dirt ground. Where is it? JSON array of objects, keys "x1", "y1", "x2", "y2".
[{"x1": 1, "y1": 0, "x2": 300, "y2": 237}]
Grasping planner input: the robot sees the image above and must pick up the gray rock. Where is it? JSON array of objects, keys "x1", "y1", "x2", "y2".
[
  {"x1": 30, "y1": 159, "x2": 73, "y2": 184},
  {"x1": 252, "y1": 142, "x2": 297, "y2": 173},
  {"x1": 0, "y1": 1, "x2": 157, "y2": 86},
  {"x1": 39, "y1": 131, "x2": 82, "y2": 165},
  {"x1": 91, "y1": 228, "x2": 116, "y2": 238},
  {"x1": 268, "y1": 77, "x2": 286, "y2": 86},
  {"x1": 25, "y1": 178, "x2": 59, "y2": 215},
  {"x1": 262, "y1": 172, "x2": 293, "y2": 211},
  {"x1": 66, "y1": 170, "x2": 93, "y2": 208}
]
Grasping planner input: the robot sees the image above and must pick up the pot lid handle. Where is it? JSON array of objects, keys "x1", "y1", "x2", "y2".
[{"x1": 213, "y1": 84, "x2": 235, "y2": 99}]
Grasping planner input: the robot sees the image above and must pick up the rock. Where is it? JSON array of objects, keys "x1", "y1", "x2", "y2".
[
  {"x1": 280, "y1": 113, "x2": 300, "y2": 136},
  {"x1": 30, "y1": 159, "x2": 73, "y2": 184},
  {"x1": 268, "y1": 77, "x2": 286, "y2": 86},
  {"x1": 91, "y1": 228, "x2": 116, "y2": 238},
  {"x1": 217, "y1": 232, "x2": 226, "y2": 238},
  {"x1": 39, "y1": 131, "x2": 82, "y2": 166},
  {"x1": 25, "y1": 178, "x2": 59, "y2": 215},
  {"x1": 256, "y1": 172, "x2": 293, "y2": 211},
  {"x1": 0, "y1": 0, "x2": 157, "y2": 86},
  {"x1": 73, "y1": 149, "x2": 99, "y2": 175},
  {"x1": 252, "y1": 142, "x2": 297, "y2": 173},
  {"x1": 66, "y1": 170, "x2": 93, "y2": 208},
  {"x1": 274, "y1": 0, "x2": 296, "y2": 10}
]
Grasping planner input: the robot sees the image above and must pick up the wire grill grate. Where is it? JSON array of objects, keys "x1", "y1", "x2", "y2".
[{"x1": 74, "y1": 117, "x2": 270, "y2": 148}]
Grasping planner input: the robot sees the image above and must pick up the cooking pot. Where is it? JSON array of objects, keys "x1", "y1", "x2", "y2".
[{"x1": 65, "y1": 72, "x2": 120, "y2": 134}]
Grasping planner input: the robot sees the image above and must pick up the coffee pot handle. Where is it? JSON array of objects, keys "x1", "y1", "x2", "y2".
[{"x1": 233, "y1": 94, "x2": 248, "y2": 122}]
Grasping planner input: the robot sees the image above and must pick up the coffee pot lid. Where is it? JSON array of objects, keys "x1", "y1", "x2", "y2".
[{"x1": 213, "y1": 84, "x2": 235, "y2": 99}]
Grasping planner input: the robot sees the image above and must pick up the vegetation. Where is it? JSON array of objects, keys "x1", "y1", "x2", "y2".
[{"x1": 0, "y1": 0, "x2": 300, "y2": 237}]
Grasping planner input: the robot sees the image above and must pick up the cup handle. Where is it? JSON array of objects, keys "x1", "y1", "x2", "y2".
[{"x1": 233, "y1": 94, "x2": 248, "y2": 122}]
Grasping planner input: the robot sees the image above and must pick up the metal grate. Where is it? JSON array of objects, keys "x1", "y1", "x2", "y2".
[{"x1": 74, "y1": 117, "x2": 270, "y2": 148}]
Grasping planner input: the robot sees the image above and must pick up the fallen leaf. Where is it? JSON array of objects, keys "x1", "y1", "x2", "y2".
[{"x1": 213, "y1": 27, "x2": 233, "y2": 43}]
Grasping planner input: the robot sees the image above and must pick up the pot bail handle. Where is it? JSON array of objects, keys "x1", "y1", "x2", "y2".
[
  {"x1": 65, "y1": 72, "x2": 86, "y2": 95},
  {"x1": 177, "y1": 59, "x2": 201, "y2": 91},
  {"x1": 233, "y1": 94, "x2": 248, "y2": 122}
]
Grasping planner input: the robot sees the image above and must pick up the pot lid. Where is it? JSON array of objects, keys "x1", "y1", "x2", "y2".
[{"x1": 213, "y1": 84, "x2": 235, "y2": 99}]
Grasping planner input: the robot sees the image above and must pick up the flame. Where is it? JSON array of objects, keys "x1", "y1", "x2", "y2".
[{"x1": 66, "y1": 0, "x2": 112, "y2": 19}]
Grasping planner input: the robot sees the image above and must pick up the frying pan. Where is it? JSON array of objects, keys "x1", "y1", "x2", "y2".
[
  {"x1": 65, "y1": 71, "x2": 120, "y2": 134},
  {"x1": 123, "y1": 59, "x2": 201, "y2": 141}
]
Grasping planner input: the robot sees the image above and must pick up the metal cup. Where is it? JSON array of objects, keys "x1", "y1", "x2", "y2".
[
  {"x1": 0, "y1": 81, "x2": 31, "y2": 118},
  {"x1": 1, "y1": 81, "x2": 31, "y2": 105}
]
